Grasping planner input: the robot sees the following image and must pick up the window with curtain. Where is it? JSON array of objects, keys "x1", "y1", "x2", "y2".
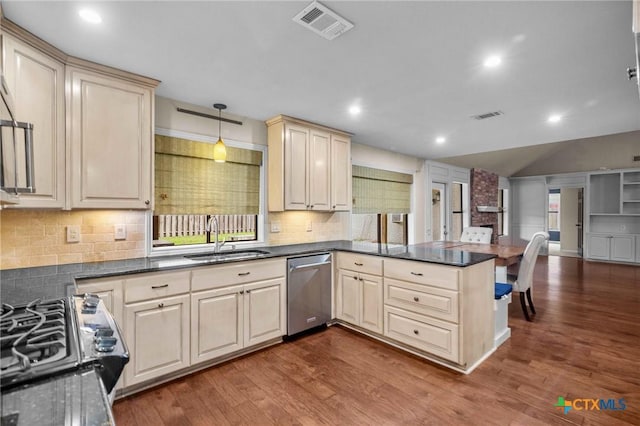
[
  {"x1": 153, "y1": 134, "x2": 262, "y2": 247},
  {"x1": 351, "y1": 165, "x2": 412, "y2": 244}
]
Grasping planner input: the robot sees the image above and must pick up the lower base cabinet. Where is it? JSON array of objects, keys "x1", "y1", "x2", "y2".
[
  {"x1": 124, "y1": 294, "x2": 190, "y2": 387},
  {"x1": 191, "y1": 278, "x2": 285, "y2": 364},
  {"x1": 587, "y1": 233, "x2": 636, "y2": 262},
  {"x1": 336, "y1": 269, "x2": 383, "y2": 334}
]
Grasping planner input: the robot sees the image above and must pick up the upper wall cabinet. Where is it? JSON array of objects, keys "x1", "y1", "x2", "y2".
[
  {"x1": 1, "y1": 18, "x2": 159, "y2": 210},
  {"x1": 266, "y1": 115, "x2": 351, "y2": 212},
  {"x1": 67, "y1": 63, "x2": 156, "y2": 209},
  {"x1": 1, "y1": 31, "x2": 66, "y2": 208}
]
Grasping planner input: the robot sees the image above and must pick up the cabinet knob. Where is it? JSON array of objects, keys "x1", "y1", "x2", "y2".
[
  {"x1": 144, "y1": 200, "x2": 150, "y2": 205},
  {"x1": 333, "y1": 205, "x2": 336, "y2": 209},
  {"x1": 353, "y1": 275, "x2": 358, "y2": 280},
  {"x1": 158, "y1": 302, "x2": 164, "y2": 308},
  {"x1": 413, "y1": 296, "x2": 419, "y2": 302},
  {"x1": 413, "y1": 329, "x2": 419, "y2": 335},
  {"x1": 310, "y1": 205, "x2": 314, "y2": 209},
  {"x1": 239, "y1": 290, "x2": 244, "y2": 295},
  {"x1": 246, "y1": 289, "x2": 251, "y2": 294}
]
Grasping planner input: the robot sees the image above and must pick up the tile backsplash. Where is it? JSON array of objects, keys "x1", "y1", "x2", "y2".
[
  {"x1": 0, "y1": 210, "x2": 146, "y2": 270},
  {"x1": 267, "y1": 211, "x2": 350, "y2": 246}
]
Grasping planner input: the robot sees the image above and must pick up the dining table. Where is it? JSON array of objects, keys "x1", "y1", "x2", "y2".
[{"x1": 414, "y1": 241, "x2": 526, "y2": 282}]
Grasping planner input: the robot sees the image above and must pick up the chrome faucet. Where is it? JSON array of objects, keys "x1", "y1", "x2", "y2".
[{"x1": 206, "y1": 216, "x2": 226, "y2": 253}]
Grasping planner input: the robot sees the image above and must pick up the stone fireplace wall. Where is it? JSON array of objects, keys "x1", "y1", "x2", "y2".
[{"x1": 470, "y1": 168, "x2": 499, "y2": 244}]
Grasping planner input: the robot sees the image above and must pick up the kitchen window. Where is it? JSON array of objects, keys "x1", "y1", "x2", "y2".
[
  {"x1": 150, "y1": 130, "x2": 265, "y2": 252},
  {"x1": 351, "y1": 166, "x2": 412, "y2": 245}
]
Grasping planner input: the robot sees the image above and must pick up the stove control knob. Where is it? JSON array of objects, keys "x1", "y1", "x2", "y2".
[
  {"x1": 95, "y1": 327, "x2": 114, "y2": 337},
  {"x1": 95, "y1": 336, "x2": 117, "y2": 352}
]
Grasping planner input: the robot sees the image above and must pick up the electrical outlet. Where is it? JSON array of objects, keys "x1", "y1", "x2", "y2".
[
  {"x1": 306, "y1": 221, "x2": 313, "y2": 232},
  {"x1": 270, "y1": 222, "x2": 281, "y2": 233},
  {"x1": 66, "y1": 225, "x2": 80, "y2": 243},
  {"x1": 115, "y1": 224, "x2": 127, "y2": 240}
]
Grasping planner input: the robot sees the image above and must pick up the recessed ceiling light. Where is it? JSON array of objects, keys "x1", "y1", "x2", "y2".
[
  {"x1": 483, "y1": 55, "x2": 502, "y2": 68},
  {"x1": 348, "y1": 105, "x2": 361, "y2": 116},
  {"x1": 79, "y1": 9, "x2": 102, "y2": 24},
  {"x1": 547, "y1": 114, "x2": 562, "y2": 123},
  {"x1": 435, "y1": 136, "x2": 446, "y2": 144}
]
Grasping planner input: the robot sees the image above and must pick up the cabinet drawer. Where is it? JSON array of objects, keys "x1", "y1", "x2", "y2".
[
  {"x1": 384, "y1": 278, "x2": 459, "y2": 323},
  {"x1": 191, "y1": 259, "x2": 286, "y2": 292},
  {"x1": 384, "y1": 258, "x2": 459, "y2": 291},
  {"x1": 124, "y1": 271, "x2": 191, "y2": 303},
  {"x1": 384, "y1": 305, "x2": 459, "y2": 363},
  {"x1": 337, "y1": 252, "x2": 383, "y2": 276}
]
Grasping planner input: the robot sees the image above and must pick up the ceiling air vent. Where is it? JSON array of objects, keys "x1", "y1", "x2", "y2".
[
  {"x1": 293, "y1": 1, "x2": 354, "y2": 40},
  {"x1": 472, "y1": 111, "x2": 504, "y2": 120}
]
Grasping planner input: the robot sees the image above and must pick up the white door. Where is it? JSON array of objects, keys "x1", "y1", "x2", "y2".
[
  {"x1": 359, "y1": 272, "x2": 383, "y2": 333},
  {"x1": 431, "y1": 182, "x2": 447, "y2": 241},
  {"x1": 337, "y1": 270, "x2": 360, "y2": 325},
  {"x1": 244, "y1": 279, "x2": 284, "y2": 347}
]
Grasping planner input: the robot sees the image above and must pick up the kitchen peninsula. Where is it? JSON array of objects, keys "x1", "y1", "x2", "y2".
[{"x1": 1, "y1": 240, "x2": 497, "y2": 398}]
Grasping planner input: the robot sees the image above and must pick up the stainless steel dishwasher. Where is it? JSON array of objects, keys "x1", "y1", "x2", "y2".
[{"x1": 287, "y1": 253, "x2": 332, "y2": 336}]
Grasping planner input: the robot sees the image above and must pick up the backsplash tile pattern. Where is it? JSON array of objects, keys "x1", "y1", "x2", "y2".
[
  {"x1": 0, "y1": 210, "x2": 146, "y2": 270},
  {"x1": 267, "y1": 211, "x2": 350, "y2": 246}
]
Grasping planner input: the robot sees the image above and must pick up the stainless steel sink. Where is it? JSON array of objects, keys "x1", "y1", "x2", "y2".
[{"x1": 184, "y1": 249, "x2": 270, "y2": 262}]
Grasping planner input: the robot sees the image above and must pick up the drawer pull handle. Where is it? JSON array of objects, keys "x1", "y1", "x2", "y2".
[
  {"x1": 354, "y1": 262, "x2": 363, "y2": 266},
  {"x1": 158, "y1": 303, "x2": 164, "y2": 308},
  {"x1": 410, "y1": 272, "x2": 423, "y2": 276},
  {"x1": 413, "y1": 296, "x2": 419, "y2": 302},
  {"x1": 238, "y1": 272, "x2": 251, "y2": 276},
  {"x1": 413, "y1": 329, "x2": 419, "y2": 335},
  {"x1": 151, "y1": 284, "x2": 169, "y2": 289}
]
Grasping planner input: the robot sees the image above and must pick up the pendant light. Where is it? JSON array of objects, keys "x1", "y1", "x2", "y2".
[{"x1": 213, "y1": 103, "x2": 227, "y2": 163}]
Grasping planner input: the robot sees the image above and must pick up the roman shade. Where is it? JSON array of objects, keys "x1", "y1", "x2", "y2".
[
  {"x1": 154, "y1": 135, "x2": 262, "y2": 215},
  {"x1": 352, "y1": 165, "x2": 413, "y2": 214}
]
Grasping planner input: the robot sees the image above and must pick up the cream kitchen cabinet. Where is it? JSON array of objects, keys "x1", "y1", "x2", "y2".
[
  {"x1": 67, "y1": 64, "x2": 156, "y2": 209},
  {"x1": 1, "y1": 29, "x2": 66, "y2": 208},
  {"x1": 122, "y1": 270, "x2": 191, "y2": 387},
  {"x1": 190, "y1": 259, "x2": 286, "y2": 365},
  {"x1": 335, "y1": 252, "x2": 383, "y2": 333},
  {"x1": 382, "y1": 258, "x2": 494, "y2": 368},
  {"x1": 330, "y1": 134, "x2": 351, "y2": 211},
  {"x1": 266, "y1": 115, "x2": 351, "y2": 212}
]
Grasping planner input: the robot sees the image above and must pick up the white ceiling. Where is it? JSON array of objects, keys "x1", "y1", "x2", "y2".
[{"x1": 3, "y1": 1, "x2": 639, "y2": 162}]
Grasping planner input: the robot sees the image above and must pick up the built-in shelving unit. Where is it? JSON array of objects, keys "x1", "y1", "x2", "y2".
[{"x1": 586, "y1": 169, "x2": 640, "y2": 263}]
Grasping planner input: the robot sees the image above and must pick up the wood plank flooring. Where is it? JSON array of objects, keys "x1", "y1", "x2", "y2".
[{"x1": 113, "y1": 256, "x2": 640, "y2": 425}]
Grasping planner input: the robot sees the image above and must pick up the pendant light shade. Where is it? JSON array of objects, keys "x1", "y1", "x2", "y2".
[{"x1": 213, "y1": 103, "x2": 227, "y2": 163}]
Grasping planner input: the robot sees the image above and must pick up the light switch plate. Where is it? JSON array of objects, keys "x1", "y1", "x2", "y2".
[
  {"x1": 66, "y1": 225, "x2": 80, "y2": 243},
  {"x1": 115, "y1": 224, "x2": 127, "y2": 240},
  {"x1": 306, "y1": 221, "x2": 313, "y2": 232},
  {"x1": 270, "y1": 222, "x2": 281, "y2": 233}
]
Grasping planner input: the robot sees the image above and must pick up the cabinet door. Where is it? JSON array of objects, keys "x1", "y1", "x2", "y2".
[
  {"x1": 244, "y1": 278, "x2": 285, "y2": 347},
  {"x1": 308, "y1": 129, "x2": 331, "y2": 211},
  {"x1": 2, "y1": 35, "x2": 65, "y2": 208},
  {"x1": 67, "y1": 67, "x2": 152, "y2": 209},
  {"x1": 331, "y1": 134, "x2": 351, "y2": 211},
  {"x1": 284, "y1": 123, "x2": 309, "y2": 210},
  {"x1": 191, "y1": 286, "x2": 243, "y2": 364},
  {"x1": 611, "y1": 235, "x2": 635, "y2": 262},
  {"x1": 359, "y1": 272, "x2": 383, "y2": 334},
  {"x1": 124, "y1": 294, "x2": 189, "y2": 387},
  {"x1": 76, "y1": 278, "x2": 124, "y2": 328},
  {"x1": 587, "y1": 234, "x2": 611, "y2": 260},
  {"x1": 336, "y1": 269, "x2": 360, "y2": 325}
]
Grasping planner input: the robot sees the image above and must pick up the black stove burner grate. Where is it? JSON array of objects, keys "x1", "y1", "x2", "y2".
[{"x1": 0, "y1": 299, "x2": 70, "y2": 376}]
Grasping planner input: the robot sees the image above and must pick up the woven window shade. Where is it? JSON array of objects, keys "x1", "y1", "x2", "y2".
[
  {"x1": 154, "y1": 135, "x2": 262, "y2": 215},
  {"x1": 352, "y1": 166, "x2": 413, "y2": 214}
]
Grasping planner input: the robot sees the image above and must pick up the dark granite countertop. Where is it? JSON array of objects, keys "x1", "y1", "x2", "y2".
[
  {"x1": 0, "y1": 240, "x2": 495, "y2": 305},
  {"x1": 1, "y1": 368, "x2": 113, "y2": 425}
]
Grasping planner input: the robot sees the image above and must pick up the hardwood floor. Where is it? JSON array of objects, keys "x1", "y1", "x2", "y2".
[{"x1": 113, "y1": 256, "x2": 640, "y2": 425}]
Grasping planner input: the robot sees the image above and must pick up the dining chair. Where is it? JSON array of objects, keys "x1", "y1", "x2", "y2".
[
  {"x1": 459, "y1": 227, "x2": 493, "y2": 244},
  {"x1": 497, "y1": 231, "x2": 549, "y2": 321}
]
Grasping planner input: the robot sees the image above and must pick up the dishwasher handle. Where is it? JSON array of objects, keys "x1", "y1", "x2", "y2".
[{"x1": 289, "y1": 261, "x2": 332, "y2": 272}]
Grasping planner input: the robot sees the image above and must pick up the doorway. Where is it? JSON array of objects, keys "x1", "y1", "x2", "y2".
[
  {"x1": 431, "y1": 182, "x2": 447, "y2": 241},
  {"x1": 547, "y1": 187, "x2": 583, "y2": 257}
]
